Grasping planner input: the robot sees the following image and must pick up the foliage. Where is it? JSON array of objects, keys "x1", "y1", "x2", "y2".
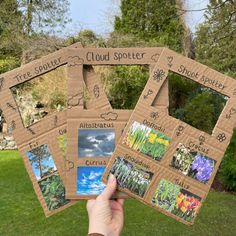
[
  {"x1": 65, "y1": 30, "x2": 105, "y2": 47},
  {"x1": 195, "y1": 0, "x2": 236, "y2": 189},
  {"x1": 124, "y1": 121, "x2": 171, "y2": 161},
  {"x1": 1, "y1": 151, "x2": 236, "y2": 235},
  {"x1": 168, "y1": 73, "x2": 227, "y2": 134},
  {"x1": 30, "y1": 65, "x2": 67, "y2": 110},
  {"x1": 195, "y1": 0, "x2": 236, "y2": 78},
  {"x1": 220, "y1": 129, "x2": 236, "y2": 191},
  {"x1": 114, "y1": 0, "x2": 184, "y2": 52},
  {"x1": 0, "y1": 58, "x2": 20, "y2": 74},
  {"x1": 0, "y1": 0, "x2": 23, "y2": 58},
  {"x1": 110, "y1": 157, "x2": 152, "y2": 197},
  {"x1": 152, "y1": 179, "x2": 201, "y2": 223},
  {"x1": 103, "y1": 65, "x2": 149, "y2": 109},
  {"x1": 18, "y1": 0, "x2": 71, "y2": 35},
  {"x1": 57, "y1": 134, "x2": 67, "y2": 160},
  {"x1": 39, "y1": 174, "x2": 69, "y2": 211},
  {"x1": 27, "y1": 144, "x2": 52, "y2": 179},
  {"x1": 99, "y1": 0, "x2": 185, "y2": 110}
]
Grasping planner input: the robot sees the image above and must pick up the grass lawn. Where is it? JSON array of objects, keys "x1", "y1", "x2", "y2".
[{"x1": 0, "y1": 150, "x2": 235, "y2": 236}]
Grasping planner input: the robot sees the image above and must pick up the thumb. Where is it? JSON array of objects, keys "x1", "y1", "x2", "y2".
[{"x1": 97, "y1": 174, "x2": 117, "y2": 201}]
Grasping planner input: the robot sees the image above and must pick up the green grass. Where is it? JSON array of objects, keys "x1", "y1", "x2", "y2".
[{"x1": 0, "y1": 150, "x2": 236, "y2": 236}]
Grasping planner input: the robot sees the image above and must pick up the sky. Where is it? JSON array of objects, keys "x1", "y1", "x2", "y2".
[
  {"x1": 78, "y1": 129, "x2": 115, "y2": 157},
  {"x1": 66, "y1": 0, "x2": 209, "y2": 36},
  {"x1": 77, "y1": 166, "x2": 106, "y2": 195},
  {"x1": 26, "y1": 145, "x2": 57, "y2": 181}
]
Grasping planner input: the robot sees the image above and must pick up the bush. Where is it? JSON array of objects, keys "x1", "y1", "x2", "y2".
[
  {"x1": 0, "y1": 57, "x2": 20, "y2": 74},
  {"x1": 220, "y1": 129, "x2": 236, "y2": 191}
]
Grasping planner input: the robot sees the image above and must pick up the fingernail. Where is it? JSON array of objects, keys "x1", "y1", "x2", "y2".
[{"x1": 108, "y1": 174, "x2": 116, "y2": 184}]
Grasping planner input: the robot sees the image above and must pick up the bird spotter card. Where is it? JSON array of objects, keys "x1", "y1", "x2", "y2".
[
  {"x1": 102, "y1": 48, "x2": 236, "y2": 225},
  {"x1": 0, "y1": 43, "x2": 84, "y2": 217},
  {"x1": 65, "y1": 48, "x2": 169, "y2": 199}
]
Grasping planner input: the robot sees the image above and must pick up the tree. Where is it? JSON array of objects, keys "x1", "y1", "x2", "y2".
[
  {"x1": 102, "y1": 0, "x2": 186, "y2": 109},
  {"x1": 195, "y1": 0, "x2": 236, "y2": 190},
  {"x1": 195, "y1": 0, "x2": 236, "y2": 78},
  {"x1": 0, "y1": 0, "x2": 23, "y2": 58},
  {"x1": 0, "y1": 0, "x2": 22, "y2": 73},
  {"x1": 65, "y1": 30, "x2": 105, "y2": 47},
  {"x1": 18, "y1": 0, "x2": 71, "y2": 35},
  {"x1": 114, "y1": 0, "x2": 184, "y2": 52},
  {"x1": 29, "y1": 144, "x2": 52, "y2": 179}
]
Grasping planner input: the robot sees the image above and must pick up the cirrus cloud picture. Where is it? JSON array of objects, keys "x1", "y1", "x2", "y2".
[
  {"x1": 77, "y1": 166, "x2": 106, "y2": 195},
  {"x1": 78, "y1": 129, "x2": 115, "y2": 157}
]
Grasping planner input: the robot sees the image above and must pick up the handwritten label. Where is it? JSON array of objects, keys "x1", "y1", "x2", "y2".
[
  {"x1": 79, "y1": 123, "x2": 114, "y2": 128},
  {"x1": 59, "y1": 128, "x2": 67, "y2": 135},
  {"x1": 85, "y1": 160, "x2": 107, "y2": 166},
  {"x1": 178, "y1": 65, "x2": 200, "y2": 80},
  {"x1": 124, "y1": 154, "x2": 150, "y2": 169},
  {"x1": 13, "y1": 57, "x2": 62, "y2": 83},
  {"x1": 188, "y1": 140, "x2": 209, "y2": 155},
  {"x1": 143, "y1": 119, "x2": 165, "y2": 133},
  {"x1": 175, "y1": 178, "x2": 190, "y2": 190},
  {"x1": 86, "y1": 51, "x2": 146, "y2": 62},
  {"x1": 200, "y1": 75, "x2": 225, "y2": 90},
  {"x1": 29, "y1": 141, "x2": 39, "y2": 149}
]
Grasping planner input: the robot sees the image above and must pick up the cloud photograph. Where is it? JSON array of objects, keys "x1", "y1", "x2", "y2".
[
  {"x1": 77, "y1": 166, "x2": 106, "y2": 195},
  {"x1": 78, "y1": 129, "x2": 115, "y2": 157}
]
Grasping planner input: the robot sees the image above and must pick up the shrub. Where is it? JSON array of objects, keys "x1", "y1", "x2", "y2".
[
  {"x1": 0, "y1": 57, "x2": 20, "y2": 74},
  {"x1": 220, "y1": 129, "x2": 236, "y2": 191}
]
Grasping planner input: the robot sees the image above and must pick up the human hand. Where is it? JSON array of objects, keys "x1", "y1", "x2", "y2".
[{"x1": 87, "y1": 174, "x2": 125, "y2": 236}]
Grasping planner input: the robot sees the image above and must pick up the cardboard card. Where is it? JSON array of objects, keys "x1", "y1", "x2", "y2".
[
  {"x1": 0, "y1": 43, "x2": 83, "y2": 216},
  {"x1": 102, "y1": 48, "x2": 236, "y2": 225},
  {"x1": 65, "y1": 49, "x2": 169, "y2": 199}
]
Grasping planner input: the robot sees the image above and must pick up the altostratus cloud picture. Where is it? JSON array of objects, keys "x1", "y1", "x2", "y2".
[
  {"x1": 77, "y1": 166, "x2": 106, "y2": 195},
  {"x1": 78, "y1": 129, "x2": 115, "y2": 157}
]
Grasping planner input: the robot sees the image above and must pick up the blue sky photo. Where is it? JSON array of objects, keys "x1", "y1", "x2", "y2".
[
  {"x1": 77, "y1": 166, "x2": 106, "y2": 195},
  {"x1": 26, "y1": 144, "x2": 57, "y2": 181},
  {"x1": 78, "y1": 129, "x2": 115, "y2": 157}
]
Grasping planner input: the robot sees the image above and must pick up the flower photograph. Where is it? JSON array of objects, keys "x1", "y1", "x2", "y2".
[
  {"x1": 39, "y1": 174, "x2": 69, "y2": 211},
  {"x1": 26, "y1": 144, "x2": 57, "y2": 181},
  {"x1": 110, "y1": 156, "x2": 153, "y2": 198},
  {"x1": 171, "y1": 143, "x2": 216, "y2": 183},
  {"x1": 123, "y1": 121, "x2": 171, "y2": 161},
  {"x1": 78, "y1": 129, "x2": 115, "y2": 157},
  {"x1": 77, "y1": 166, "x2": 106, "y2": 195},
  {"x1": 152, "y1": 179, "x2": 201, "y2": 223}
]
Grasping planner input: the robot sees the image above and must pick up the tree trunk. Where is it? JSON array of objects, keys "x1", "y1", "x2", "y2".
[{"x1": 26, "y1": 0, "x2": 33, "y2": 35}]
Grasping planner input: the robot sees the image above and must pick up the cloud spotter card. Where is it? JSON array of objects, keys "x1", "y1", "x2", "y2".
[
  {"x1": 65, "y1": 47, "x2": 169, "y2": 199},
  {"x1": 102, "y1": 48, "x2": 236, "y2": 225}
]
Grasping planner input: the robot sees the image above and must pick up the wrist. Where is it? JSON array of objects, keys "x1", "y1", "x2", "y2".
[{"x1": 88, "y1": 223, "x2": 108, "y2": 236}]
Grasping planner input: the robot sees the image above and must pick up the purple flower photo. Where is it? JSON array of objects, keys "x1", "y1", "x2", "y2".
[
  {"x1": 171, "y1": 143, "x2": 216, "y2": 183},
  {"x1": 190, "y1": 154, "x2": 215, "y2": 183}
]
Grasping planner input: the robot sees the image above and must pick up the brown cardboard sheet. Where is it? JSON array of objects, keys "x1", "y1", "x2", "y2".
[
  {"x1": 101, "y1": 48, "x2": 236, "y2": 225},
  {"x1": 0, "y1": 43, "x2": 83, "y2": 216},
  {"x1": 65, "y1": 49, "x2": 170, "y2": 199}
]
